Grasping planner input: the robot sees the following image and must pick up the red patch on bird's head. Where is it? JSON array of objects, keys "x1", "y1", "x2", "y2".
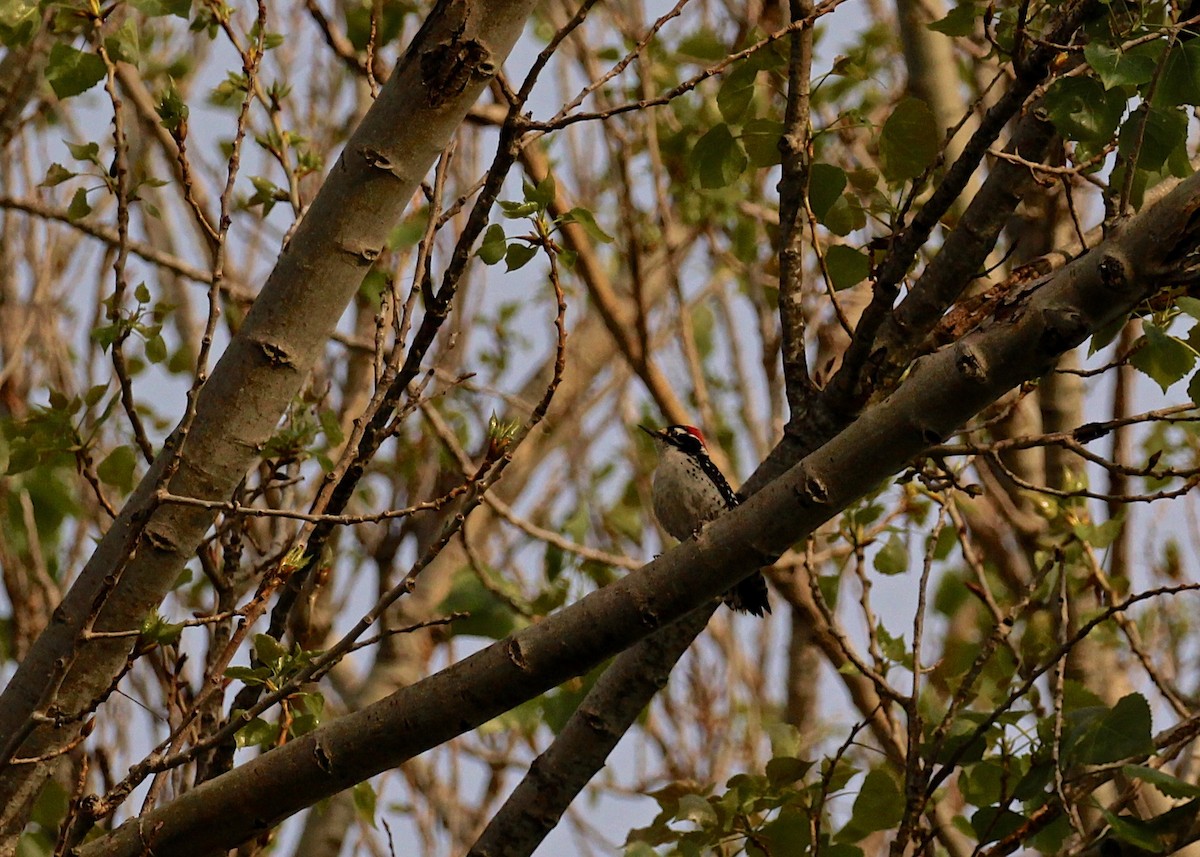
[{"x1": 680, "y1": 425, "x2": 706, "y2": 446}]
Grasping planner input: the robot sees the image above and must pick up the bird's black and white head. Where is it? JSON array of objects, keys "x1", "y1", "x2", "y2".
[{"x1": 640, "y1": 424, "x2": 709, "y2": 458}]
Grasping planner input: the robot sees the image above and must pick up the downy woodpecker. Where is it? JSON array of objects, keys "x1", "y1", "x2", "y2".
[{"x1": 641, "y1": 424, "x2": 771, "y2": 616}]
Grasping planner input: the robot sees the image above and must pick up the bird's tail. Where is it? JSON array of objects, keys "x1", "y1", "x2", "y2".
[{"x1": 723, "y1": 571, "x2": 771, "y2": 617}]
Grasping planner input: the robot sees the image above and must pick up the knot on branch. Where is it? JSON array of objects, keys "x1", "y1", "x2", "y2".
[
  {"x1": 505, "y1": 638, "x2": 530, "y2": 672},
  {"x1": 359, "y1": 147, "x2": 404, "y2": 180},
  {"x1": 337, "y1": 240, "x2": 382, "y2": 267},
  {"x1": 252, "y1": 338, "x2": 299, "y2": 370},
  {"x1": 795, "y1": 471, "x2": 829, "y2": 506},
  {"x1": 920, "y1": 425, "x2": 948, "y2": 446},
  {"x1": 1098, "y1": 253, "x2": 1129, "y2": 292},
  {"x1": 580, "y1": 706, "x2": 622, "y2": 738},
  {"x1": 1038, "y1": 306, "x2": 1088, "y2": 355},
  {"x1": 636, "y1": 599, "x2": 660, "y2": 629},
  {"x1": 953, "y1": 341, "x2": 989, "y2": 384},
  {"x1": 141, "y1": 525, "x2": 177, "y2": 553},
  {"x1": 421, "y1": 33, "x2": 494, "y2": 108},
  {"x1": 312, "y1": 740, "x2": 334, "y2": 774}
]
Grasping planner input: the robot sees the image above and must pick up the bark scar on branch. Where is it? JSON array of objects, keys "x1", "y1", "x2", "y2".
[{"x1": 421, "y1": 28, "x2": 495, "y2": 108}]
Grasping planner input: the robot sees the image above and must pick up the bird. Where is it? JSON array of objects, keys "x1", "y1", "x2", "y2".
[{"x1": 640, "y1": 424, "x2": 771, "y2": 616}]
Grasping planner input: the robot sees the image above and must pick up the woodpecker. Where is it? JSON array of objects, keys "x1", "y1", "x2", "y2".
[{"x1": 641, "y1": 424, "x2": 771, "y2": 616}]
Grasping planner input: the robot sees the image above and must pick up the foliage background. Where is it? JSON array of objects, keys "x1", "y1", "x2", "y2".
[{"x1": 3, "y1": 0, "x2": 1200, "y2": 854}]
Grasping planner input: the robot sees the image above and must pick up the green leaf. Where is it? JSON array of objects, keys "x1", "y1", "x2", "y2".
[
  {"x1": 808, "y1": 163, "x2": 847, "y2": 220},
  {"x1": 876, "y1": 624, "x2": 910, "y2": 665},
  {"x1": 317, "y1": 409, "x2": 344, "y2": 446},
  {"x1": 676, "y1": 794, "x2": 717, "y2": 828},
  {"x1": 144, "y1": 334, "x2": 167, "y2": 364},
  {"x1": 1122, "y1": 764, "x2": 1200, "y2": 799},
  {"x1": 477, "y1": 223, "x2": 507, "y2": 265},
  {"x1": 825, "y1": 244, "x2": 870, "y2": 291},
  {"x1": 1073, "y1": 516, "x2": 1124, "y2": 550},
  {"x1": 959, "y1": 759, "x2": 1010, "y2": 807},
  {"x1": 253, "y1": 633, "x2": 288, "y2": 669},
  {"x1": 821, "y1": 195, "x2": 865, "y2": 237},
  {"x1": 105, "y1": 21, "x2": 142, "y2": 67},
  {"x1": 128, "y1": 0, "x2": 192, "y2": 16},
  {"x1": 765, "y1": 756, "x2": 811, "y2": 786},
  {"x1": 0, "y1": 0, "x2": 41, "y2": 46},
  {"x1": 741, "y1": 118, "x2": 783, "y2": 168},
  {"x1": 928, "y1": 2, "x2": 977, "y2": 36},
  {"x1": 835, "y1": 769, "x2": 903, "y2": 842},
  {"x1": 1120, "y1": 104, "x2": 1188, "y2": 174},
  {"x1": 1102, "y1": 810, "x2": 1165, "y2": 853},
  {"x1": 352, "y1": 781, "x2": 377, "y2": 827},
  {"x1": 879, "y1": 97, "x2": 940, "y2": 183},
  {"x1": 66, "y1": 141, "x2": 101, "y2": 165},
  {"x1": 67, "y1": 188, "x2": 92, "y2": 221},
  {"x1": 234, "y1": 716, "x2": 279, "y2": 749},
  {"x1": 439, "y1": 569, "x2": 519, "y2": 640},
  {"x1": 1044, "y1": 77, "x2": 1127, "y2": 144},
  {"x1": 692, "y1": 124, "x2": 748, "y2": 189},
  {"x1": 873, "y1": 533, "x2": 908, "y2": 575},
  {"x1": 83, "y1": 384, "x2": 108, "y2": 408},
  {"x1": 932, "y1": 525, "x2": 957, "y2": 560},
  {"x1": 761, "y1": 809, "x2": 812, "y2": 853},
  {"x1": 504, "y1": 243, "x2": 538, "y2": 271},
  {"x1": 96, "y1": 445, "x2": 136, "y2": 493},
  {"x1": 298, "y1": 690, "x2": 325, "y2": 723},
  {"x1": 1084, "y1": 41, "x2": 1161, "y2": 90},
  {"x1": 140, "y1": 613, "x2": 183, "y2": 646},
  {"x1": 499, "y1": 199, "x2": 539, "y2": 218},
  {"x1": 1071, "y1": 693, "x2": 1154, "y2": 765},
  {"x1": 717, "y1": 62, "x2": 758, "y2": 124},
  {"x1": 1130, "y1": 323, "x2": 1196, "y2": 392},
  {"x1": 224, "y1": 665, "x2": 271, "y2": 684},
  {"x1": 1176, "y1": 296, "x2": 1200, "y2": 320},
  {"x1": 42, "y1": 163, "x2": 74, "y2": 187},
  {"x1": 524, "y1": 174, "x2": 556, "y2": 209},
  {"x1": 676, "y1": 29, "x2": 726, "y2": 62},
  {"x1": 46, "y1": 44, "x2": 106, "y2": 100},
  {"x1": 971, "y1": 807, "x2": 1026, "y2": 845},
  {"x1": 1153, "y1": 41, "x2": 1200, "y2": 109},
  {"x1": 563, "y1": 207, "x2": 614, "y2": 243},
  {"x1": 157, "y1": 83, "x2": 190, "y2": 132},
  {"x1": 388, "y1": 214, "x2": 426, "y2": 251},
  {"x1": 1090, "y1": 314, "x2": 1127, "y2": 355}
]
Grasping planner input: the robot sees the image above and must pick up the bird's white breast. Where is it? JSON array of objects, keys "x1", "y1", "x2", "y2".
[{"x1": 651, "y1": 445, "x2": 731, "y2": 541}]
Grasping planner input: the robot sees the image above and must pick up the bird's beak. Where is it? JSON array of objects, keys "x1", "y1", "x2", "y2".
[{"x1": 639, "y1": 424, "x2": 661, "y2": 439}]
